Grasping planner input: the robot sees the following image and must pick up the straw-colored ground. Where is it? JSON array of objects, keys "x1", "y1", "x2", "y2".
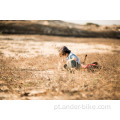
[{"x1": 0, "y1": 35, "x2": 120, "y2": 100}]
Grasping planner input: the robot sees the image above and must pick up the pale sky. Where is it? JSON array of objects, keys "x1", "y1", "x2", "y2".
[{"x1": 64, "y1": 20, "x2": 120, "y2": 25}]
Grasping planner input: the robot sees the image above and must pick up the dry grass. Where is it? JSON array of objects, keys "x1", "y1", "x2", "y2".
[
  {"x1": 0, "y1": 35, "x2": 120, "y2": 100},
  {"x1": 0, "y1": 53, "x2": 120, "y2": 100}
]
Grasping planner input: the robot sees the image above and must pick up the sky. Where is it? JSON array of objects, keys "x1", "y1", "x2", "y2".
[{"x1": 64, "y1": 20, "x2": 120, "y2": 25}]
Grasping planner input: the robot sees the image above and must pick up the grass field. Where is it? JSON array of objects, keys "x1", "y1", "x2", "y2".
[{"x1": 0, "y1": 35, "x2": 120, "y2": 100}]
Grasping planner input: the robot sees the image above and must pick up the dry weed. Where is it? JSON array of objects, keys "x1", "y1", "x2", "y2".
[{"x1": 0, "y1": 53, "x2": 120, "y2": 100}]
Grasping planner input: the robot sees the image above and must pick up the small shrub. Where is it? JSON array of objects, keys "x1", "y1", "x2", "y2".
[{"x1": 86, "y1": 22, "x2": 99, "y2": 27}]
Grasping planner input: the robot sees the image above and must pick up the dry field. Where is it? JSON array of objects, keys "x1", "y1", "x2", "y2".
[{"x1": 0, "y1": 35, "x2": 120, "y2": 100}]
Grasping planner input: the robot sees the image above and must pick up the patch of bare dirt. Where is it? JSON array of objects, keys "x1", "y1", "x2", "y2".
[{"x1": 0, "y1": 35, "x2": 120, "y2": 58}]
